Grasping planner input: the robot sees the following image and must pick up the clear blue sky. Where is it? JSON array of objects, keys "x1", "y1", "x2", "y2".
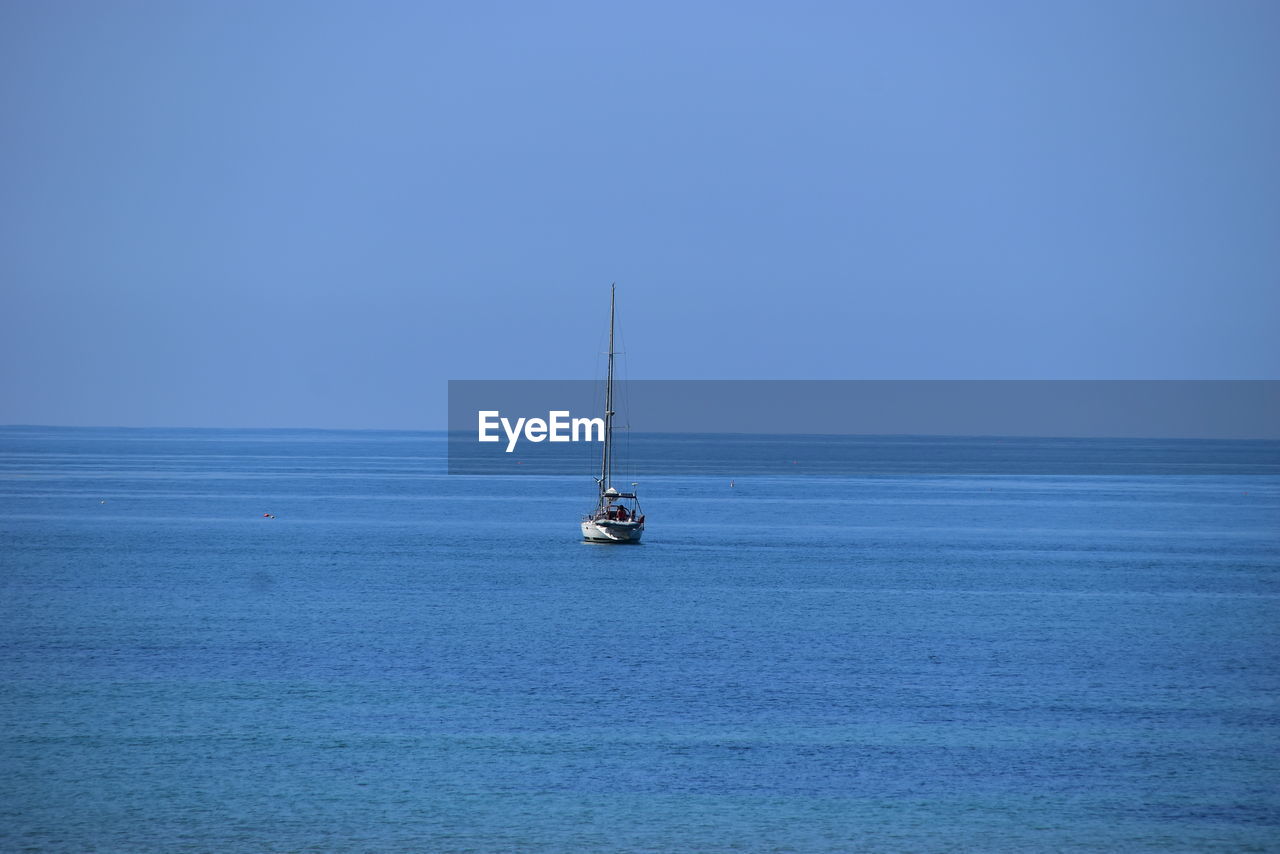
[{"x1": 2, "y1": 0, "x2": 1277, "y2": 429}]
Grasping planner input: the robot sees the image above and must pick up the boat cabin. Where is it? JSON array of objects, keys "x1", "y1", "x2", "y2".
[{"x1": 590, "y1": 487, "x2": 643, "y2": 524}]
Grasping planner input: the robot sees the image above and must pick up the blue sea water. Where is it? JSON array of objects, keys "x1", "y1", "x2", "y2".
[{"x1": 1, "y1": 426, "x2": 1278, "y2": 852}]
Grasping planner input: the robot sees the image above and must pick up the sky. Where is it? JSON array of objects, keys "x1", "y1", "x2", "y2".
[{"x1": 1, "y1": 0, "x2": 1277, "y2": 429}]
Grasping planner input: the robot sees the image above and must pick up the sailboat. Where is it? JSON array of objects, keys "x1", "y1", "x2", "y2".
[{"x1": 581, "y1": 284, "x2": 645, "y2": 543}]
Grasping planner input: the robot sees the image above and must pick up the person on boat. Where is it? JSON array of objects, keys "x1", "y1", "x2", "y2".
[{"x1": 616, "y1": 506, "x2": 628, "y2": 521}]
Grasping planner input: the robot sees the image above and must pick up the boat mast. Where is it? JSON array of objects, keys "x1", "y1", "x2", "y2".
[{"x1": 600, "y1": 283, "x2": 615, "y2": 498}]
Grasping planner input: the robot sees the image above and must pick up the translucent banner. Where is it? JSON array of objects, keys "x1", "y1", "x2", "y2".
[{"x1": 447, "y1": 380, "x2": 1280, "y2": 475}]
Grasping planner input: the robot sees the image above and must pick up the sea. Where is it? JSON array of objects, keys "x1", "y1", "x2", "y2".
[{"x1": 1, "y1": 426, "x2": 1277, "y2": 853}]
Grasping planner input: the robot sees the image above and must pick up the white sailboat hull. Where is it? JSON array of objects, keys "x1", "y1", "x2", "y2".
[{"x1": 581, "y1": 520, "x2": 644, "y2": 543}]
